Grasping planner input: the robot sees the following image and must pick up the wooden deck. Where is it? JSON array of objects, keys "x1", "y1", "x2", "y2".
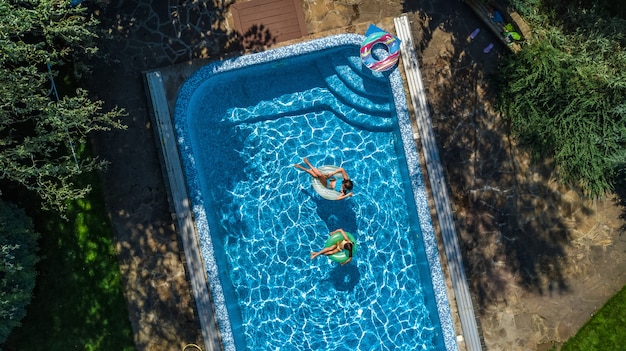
[{"x1": 231, "y1": 0, "x2": 308, "y2": 47}]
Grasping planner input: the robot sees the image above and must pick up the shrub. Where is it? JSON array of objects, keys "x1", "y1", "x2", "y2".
[
  {"x1": 497, "y1": 3, "x2": 626, "y2": 196},
  {"x1": 0, "y1": 200, "x2": 39, "y2": 344}
]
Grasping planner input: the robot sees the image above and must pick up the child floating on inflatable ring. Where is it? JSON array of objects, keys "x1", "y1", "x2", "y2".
[
  {"x1": 294, "y1": 157, "x2": 354, "y2": 200},
  {"x1": 310, "y1": 228, "x2": 354, "y2": 265}
]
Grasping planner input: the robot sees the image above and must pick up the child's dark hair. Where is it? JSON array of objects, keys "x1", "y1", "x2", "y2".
[
  {"x1": 343, "y1": 179, "x2": 354, "y2": 191},
  {"x1": 344, "y1": 242, "x2": 354, "y2": 258}
]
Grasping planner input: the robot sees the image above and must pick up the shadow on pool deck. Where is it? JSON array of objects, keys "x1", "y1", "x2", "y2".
[
  {"x1": 414, "y1": 5, "x2": 626, "y2": 350},
  {"x1": 86, "y1": 0, "x2": 625, "y2": 350}
]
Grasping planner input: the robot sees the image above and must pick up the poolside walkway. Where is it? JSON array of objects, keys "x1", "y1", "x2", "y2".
[
  {"x1": 145, "y1": 71, "x2": 219, "y2": 351},
  {"x1": 395, "y1": 15, "x2": 483, "y2": 351}
]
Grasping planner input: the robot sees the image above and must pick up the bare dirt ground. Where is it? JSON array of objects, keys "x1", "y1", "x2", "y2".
[{"x1": 86, "y1": 0, "x2": 626, "y2": 350}]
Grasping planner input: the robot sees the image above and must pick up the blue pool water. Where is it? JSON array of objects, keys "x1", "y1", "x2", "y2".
[{"x1": 175, "y1": 35, "x2": 457, "y2": 351}]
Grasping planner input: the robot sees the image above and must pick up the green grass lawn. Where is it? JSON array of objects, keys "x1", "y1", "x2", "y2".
[
  {"x1": 560, "y1": 284, "x2": 626, "y2": 351},
  {"x1": 2, "y1": 162, "x2": 135, "y2": 350}
]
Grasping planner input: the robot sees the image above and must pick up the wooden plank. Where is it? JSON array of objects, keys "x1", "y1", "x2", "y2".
[
  {"x1": 291, "y1": 0, "x2": 307, "y2": 37},
  {"x1": 145, "y1": 71, "x2": 221, "y2": 351},
  {"x1": 231, "y1": 0, "x2": 284, "y2": 10},
  {"x1": 239, "y1": 12, "x2": 299, "y2": 26},
  {"x1": 394, "y1": 15, "x2": 485, "y2": 351},
  {"x1": 239, "y1": 9, "x2": 297, "y2": 24},
  {"x1": 237, "y1": 0, "x2": 294, "y2": 14},
  {"x1": 238, "y1": 7, "x2": 295, "y2": 20},
  {"x1": 231, "y1": 0, "x2": 307, "y2": 45}
]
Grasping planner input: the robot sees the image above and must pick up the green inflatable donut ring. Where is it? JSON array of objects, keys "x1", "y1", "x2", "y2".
[
  {"x1": 311, "y1": 165, "x2": 343, "y2": 201},
  {"x1": 324, "y1": 231, "x2": 357, "y2": 263}
]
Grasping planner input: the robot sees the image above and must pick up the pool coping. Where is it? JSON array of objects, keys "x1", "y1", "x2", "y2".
[
  {"x1": 145, "y1": 71, "x2": 221, "y2": 351},
  {"x1": 145, "y1": 15, "x2": 478, "y2": 351},
  {"x1": 394, "y1": 15, "x2": 484, "y2": 351}
]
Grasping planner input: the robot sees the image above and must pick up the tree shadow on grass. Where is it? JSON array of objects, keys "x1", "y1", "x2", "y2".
[
  {"x1": 83, "y1": 0, "x2": 299, "y2": 348},
  {"x1": 2, "y1": 169, "x2": 135, "y2": 350}
]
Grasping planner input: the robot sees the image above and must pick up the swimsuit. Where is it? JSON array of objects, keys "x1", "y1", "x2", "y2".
[
  {"x1": 325, "y1": 176, "x2": 339, "y2": 190},
  {"x1": 336, "y1": 240, "x2": 350, "y2": 251},
  {"x1": 324, "y1": 172, "x2": 351, "y2": 195}
]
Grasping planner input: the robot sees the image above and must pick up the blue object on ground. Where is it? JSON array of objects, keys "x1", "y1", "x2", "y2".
[
  {"x1": 470, "y1": 28, "x2": 480, "y2": 39},
  {"x1": 493, "y1": 10, "x2": 504, "y2": 23}
]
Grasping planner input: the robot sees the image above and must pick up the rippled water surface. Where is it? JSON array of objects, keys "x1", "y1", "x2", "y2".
[{"x1": 181, "y1": 44, "x2": 447, "y2": 350}]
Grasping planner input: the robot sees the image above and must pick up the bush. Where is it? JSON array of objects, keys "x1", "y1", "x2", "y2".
[
  {"x1": 0, "y1": 200, "x2": 39, "y2": 344},
  {"x1": 497, "y1": 3, "x2": 626, "y2": 196}
]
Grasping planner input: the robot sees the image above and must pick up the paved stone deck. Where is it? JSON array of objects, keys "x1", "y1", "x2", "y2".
[{"x1": 395, "y1": 15, "x2": 482, "y2": 351}]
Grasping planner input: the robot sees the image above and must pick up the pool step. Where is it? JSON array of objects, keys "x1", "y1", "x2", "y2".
[
  {"x1": 343, "y1": 53, "x2": 387, "y2": 80},
  {"x1": 331, "y1": 53, "x2": 391, "y2": 99},
  {"x1": 332, "y1": 64, "x2": 390, "y2": 100},
  {"x1": 316, "y1": 55, "x2": 393, "y2": 116},
  {"x1": 225, "y1": 88, "x2": 394, "y2": 132}
]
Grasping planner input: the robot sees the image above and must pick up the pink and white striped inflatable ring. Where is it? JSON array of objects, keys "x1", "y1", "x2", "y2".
[{"x1": 360, "y1": 32, "x2": 400, "y2": 72}]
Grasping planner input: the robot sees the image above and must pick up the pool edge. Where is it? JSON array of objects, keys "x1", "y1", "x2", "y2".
[
  {"x1": 145, "y1": 71, "x2": 221, "y2": 351},
  {"x1": 394, "y1": 14, "x2": 484, "y2": 351},
  {"x1": 148, "y1": 24, "x2": 466, "y2": 351}
]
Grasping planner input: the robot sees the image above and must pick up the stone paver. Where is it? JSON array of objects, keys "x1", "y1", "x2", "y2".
[
  {"x1": 87, "y1": 0, "x2": 625, "y2": 350},
  {"x1": 416, "y1": 5, "x2": 626, "y2": 348}
]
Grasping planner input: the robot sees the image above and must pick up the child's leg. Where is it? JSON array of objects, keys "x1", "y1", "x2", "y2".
[
  {"x1": 295, "y1": 161, "x2": 327, "y2": 181},
  {"x1": 294, "y1": 163, "x2": 314, "y2": 175},
  {"x1": 303, "y1": 158, "x2": 314, "y2": 168},
  {"x1": 310, "y1": 245, "x2": 339, "y2": 259}
]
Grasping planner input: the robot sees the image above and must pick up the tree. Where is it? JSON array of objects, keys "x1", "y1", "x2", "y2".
[
  {"x1": 0, "y1": 200, "x2": 39, "y2": 344},
  {"x1": 498, "y1": 1, "x2": 626, "y2": 196},
  {"x1": 0, "y1": 0, "x2": 125, "y2": 211}
]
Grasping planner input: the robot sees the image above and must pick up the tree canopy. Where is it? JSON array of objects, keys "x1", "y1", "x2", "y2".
[
  {"x1": 499, "y1": 0, "x2": 626, "y2": 196},
  {"x1": 0, "y1": 0, "x2": 125, "y2": 211}
]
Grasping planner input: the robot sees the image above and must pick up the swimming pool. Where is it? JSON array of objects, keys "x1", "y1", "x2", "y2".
[{"x1": 174, "y1": 34, "x2": 457, "y2": 351}]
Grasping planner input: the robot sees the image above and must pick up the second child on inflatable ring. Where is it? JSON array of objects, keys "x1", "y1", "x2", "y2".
[{"x1": 310, "y1": 228, "x2": 356, "y2": 265}]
